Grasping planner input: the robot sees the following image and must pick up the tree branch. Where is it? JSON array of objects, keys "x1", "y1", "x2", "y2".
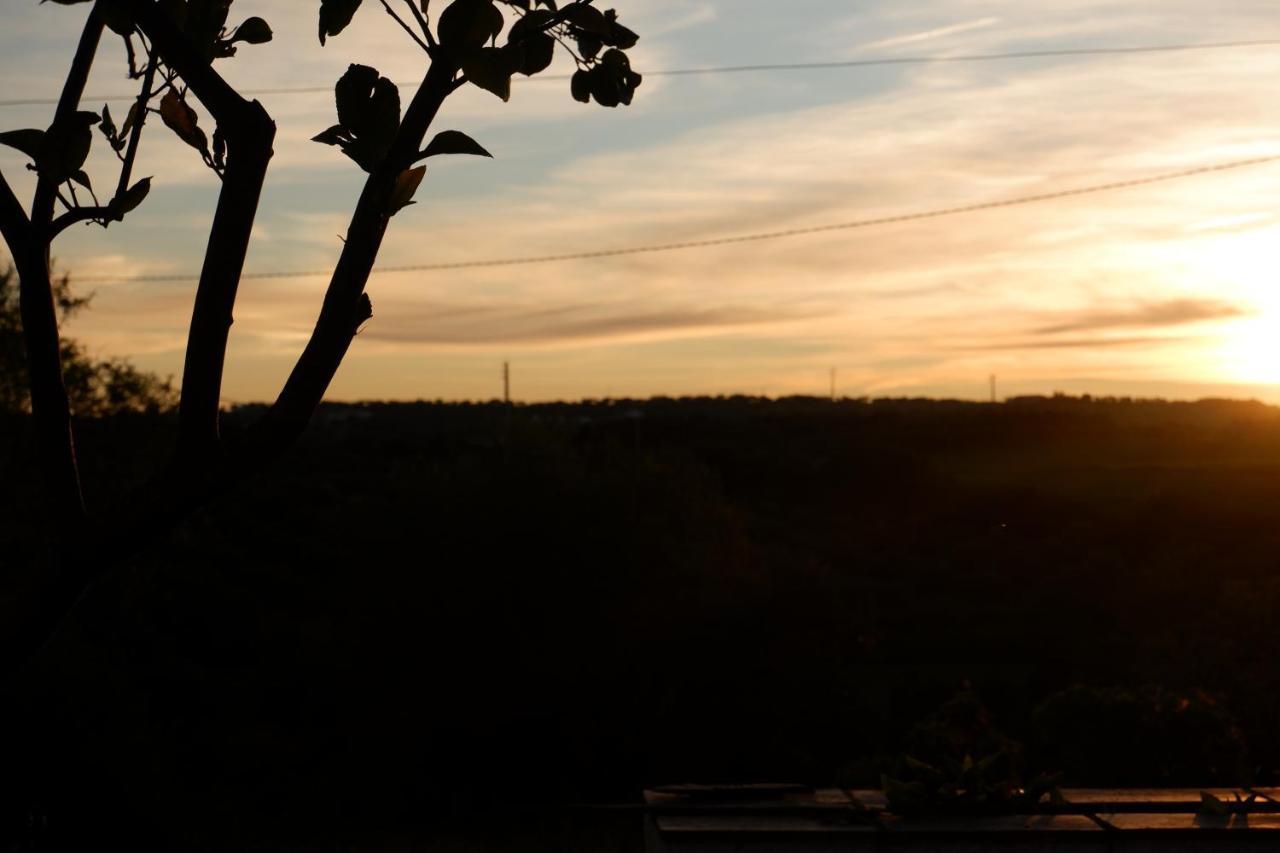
[
  {"x1": 379, "y1": 0, "x2": 431, "y2": 52},
  {"x1": 50, "y1": 206, "x2": 111, "y2": 237},
  {"x1": 113, "y1": 49, "x2": 158, "y2": 203},
  {"x1": 0, "y1": 168, "x2": 30, "y2": 248},
  {"x1": 19, "y1": 3, "x2": 105, "y2": 532},
  {"x1": 401, "y1": 0, "x2": 436, "y2": 50},
  {"x1": 111, "y1": 0, "x2": 277, "y2": 460},
  {"x1": 252, "y1": 57, "x2": 459, "y2": 457}
]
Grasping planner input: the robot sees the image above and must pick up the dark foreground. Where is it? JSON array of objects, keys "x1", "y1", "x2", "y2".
[{"x1": 3, "y1": 395, "x2": 1280, "y2": 849}]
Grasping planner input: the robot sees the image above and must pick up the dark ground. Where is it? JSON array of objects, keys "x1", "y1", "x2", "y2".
[{"x1": 3, "y1": 394, "x2": 1280, "y2": 848}]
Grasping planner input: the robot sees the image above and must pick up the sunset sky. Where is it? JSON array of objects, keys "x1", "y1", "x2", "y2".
[{"x1": 3, "y1": 0, "x2": 1280, "y2": 403}]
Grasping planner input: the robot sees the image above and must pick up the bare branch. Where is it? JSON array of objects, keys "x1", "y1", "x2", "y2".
[
  {"x1": 401, "y1": 0, "x2": 437, "y2": 49},
  {"x1": 379, "y1": 0, "x2": 431, "y2": 53},
  {"x1": 50, "y1": 206, "x2": 111, "y2": 237},
  {"x1": 114, "y1": 49, "x2": 158, "y2": 203}
]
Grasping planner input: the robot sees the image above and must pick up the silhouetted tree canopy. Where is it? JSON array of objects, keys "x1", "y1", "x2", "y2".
[{"x1": 0, "y1": 262, "x2": 175, "y2": 417}]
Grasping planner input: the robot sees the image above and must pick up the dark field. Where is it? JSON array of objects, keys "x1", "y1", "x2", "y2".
[{"x1": 4, "y1": 394, "x2": 1280, "y2": 846}]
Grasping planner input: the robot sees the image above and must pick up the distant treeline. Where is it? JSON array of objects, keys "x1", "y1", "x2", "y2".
[{"x1": 3, "y1": 395, "x2": 1280, "y2": 846}]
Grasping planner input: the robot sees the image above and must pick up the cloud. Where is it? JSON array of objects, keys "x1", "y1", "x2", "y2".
[
  {"x1": 1034, "y1": 299, "x2": 1246, "y2": 335},
  {"x1": 861, "y1": 17, "x2": 1002, "y2": 51},
  {"x1": 362, "y1": 298, "x2": 820, "y2": 347},
  {"x1": 981, "y1": 335, "x2": 1199, "y2": 351},
  {"x1": 12, "y1": 0, "x2": 1280, "y2": 401}
]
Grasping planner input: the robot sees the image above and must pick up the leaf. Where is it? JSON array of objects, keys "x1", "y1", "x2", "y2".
[
  {"x1": 583, "y1": 49, "x2": 639, "y2": 107},
  {"x1": 358, "y1": 77, "x2": 402, "y2": 165},
  {"x1": 116, "y1": 176, "x2": 151, "y2": 215},
  {"x1": 335, "y1": 64, "x2": 381, "y2": 131},
  {"x1": 422, "y1": 129, "x2": 492, "y2": 159},
  {"x1": 326, "y1": 66, "x2": 401, "y2": 171},
  {"x1": 588, "y1": 63, "x2": 619, "y2": 107},
  {"x1": 606, "y1": 21, "x2": 638, "y2": 50},
  {"x1": 233, "y1": 16, "x2": 273, "y2": 44},
  {"x1": 1199, "y1": 791, "x2": 1229, "y2": 817},
  {"x1": 311, "y1": 124, "x2": 349, "y2": 146},
  {"x1": 388, "y1": 165, "x2": 426, "y2": 215},
  {"x1": 212, "y1": 126, "x2": 227, "y2": 170},
  {"x1": 576, "y1": 33, "x2": 602, "y2": 61},
  {"x1": 461, "y1": 46, "x2": 515, "y2": 101},
  {"x1": 512, "y1": 32, "x2": 553, "y2": 75},
  {"x1": 100, "y1": 104, "x2": 117, "y2": 139},
  {"x1": 569, "y1": 69, "x2": 590, "y2": 103},
  {"x1": 438, "y1": 0, "x2": 504, "y2": 51},
  {"x1": 159, "y1": 91, "x2": 210, "y2": 157},
  {"x1": 507, "y1": 10, "x2": 555, "y2": 75},
  {"x1": 121, "y1": 101, "x2": 141, "y2": 138},
  {"x1": 184, "y1": 0, "x2": 233, "y2": 59},
  {"x1": 99, "y1": 103, "x2": 126, "y2": 153},
  {"x1": 561, "y1": 3, "x2": 608, "y2": 34},
  {"x1": 38, "y1": 112, "x2": 99, "y2": 182},
  {"x1": 0, "y1": 128, "x2": 45, "y2": 162},
  {"x1": 69, "y1": 170, "x2": 92, "y2": 191},
  {"x1": 319, "y1": 0, "x2": 363, "y2": 44}
]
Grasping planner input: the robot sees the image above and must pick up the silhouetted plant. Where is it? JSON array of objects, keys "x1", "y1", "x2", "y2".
[
  {"x1": 881, "y1": 687, "x2": 1063, "y2": 816},
  {"x1": 0, "y1": 0, "x2": 639, "y2": 672}
]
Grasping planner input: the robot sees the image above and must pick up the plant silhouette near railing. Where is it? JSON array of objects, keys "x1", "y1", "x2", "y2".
[
  {"x1": 879, "y1": 687, "x2": 1066, "y2": 817},
  {"x1": 0, "y1": 0, "x2": 639, "y2": 672}
]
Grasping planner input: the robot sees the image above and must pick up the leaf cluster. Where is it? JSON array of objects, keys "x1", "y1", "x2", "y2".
[
  {"x1": 311, "y1": 0, "x2": 639, "y2": 214},
  {"x1": 7, "y1": 0, "x2": 276, "y2": 232},
  {"x1": 47, "y1": 0, "x2": 272, "y2": 59},
  {"x1": 316, "y1": 0, "x2": 640, "y2": 106},
  {"x1": 0, "y1": 113, "x2": 99, "y2": 186},
  {"x1": 312, "y1": 65, "x2": 403, "y2": 174},
  {"x1": 156, "y1": 0, "x2": 273, "y2": 61}
]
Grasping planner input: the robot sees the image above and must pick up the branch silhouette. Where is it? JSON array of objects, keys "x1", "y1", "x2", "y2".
[{"x1": 0, "y1": 0, "x2": 642, "y2": 674}]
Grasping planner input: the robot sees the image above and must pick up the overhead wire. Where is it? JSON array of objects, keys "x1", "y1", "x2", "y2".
[
  {"x1": 2, "y1": 38, "x2": 1279, "y2": 108},
  {"x1": 73, "y1": 153, "x2": 1280, "y2": 285}
]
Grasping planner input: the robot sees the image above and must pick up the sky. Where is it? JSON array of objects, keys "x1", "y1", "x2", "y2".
[{"x1": 3, "y1": 0, "x2": 1280, "y2": 403}]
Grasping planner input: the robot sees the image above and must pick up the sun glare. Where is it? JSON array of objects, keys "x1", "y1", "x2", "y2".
[{"x1": 1191, "y1": 226, "x2": 1280, "y2": 385}]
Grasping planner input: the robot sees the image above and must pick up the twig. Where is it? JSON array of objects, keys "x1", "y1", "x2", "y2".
[
  {"x1": 401, "y1": 0, "x2": 437, "y2": 50},
  {"x1": 50, "y1": 206, "x2": 112, "y2": 238},
  {"x1": 378, "y1": 0, "x2": 431, "y2": 52},
  {"x1": 115, "y1": 49, "x2": 159, "y2": 204}
]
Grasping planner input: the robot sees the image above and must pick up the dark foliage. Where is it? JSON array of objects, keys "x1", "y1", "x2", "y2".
[
  {"x1": 0, "y1": 263, "x2": 176, "y2": 417},
  {"x1": 1, "y1": 394, "x2": 1277, "y2": 846}
]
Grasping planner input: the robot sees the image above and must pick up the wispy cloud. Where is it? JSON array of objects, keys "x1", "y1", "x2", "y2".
[
  {"x1": 861, "y1": 17, "x2": 1002, "y2": 51},
  {"x1": 10, "y1": 0, "x2": 1280, "y2": 401},
  {"x1": 362, "y1": 299, "x2": 821, "y2": 347},
  {"x1": 1034, "y1": 299, "x2": 1246, "y2": 335},
  {"x1": 981, "y1": 334, "x2": 1198, "y2": 350}
]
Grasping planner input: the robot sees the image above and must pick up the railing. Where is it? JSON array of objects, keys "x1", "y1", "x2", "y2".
[{"x1": 641, "y1": 785, "x2": 1280, "y2": 851}]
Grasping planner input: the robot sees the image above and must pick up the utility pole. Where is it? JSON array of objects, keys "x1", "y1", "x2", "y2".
[
  {"x1": 830, "y1": 367, "x2": 837, "y2": 402},
  {"x1": 503, "y1": 361, "x2": 510, "y2": 404},
  {"x1": 989, "y1": 374, "x2": 997, "y2": 404}
]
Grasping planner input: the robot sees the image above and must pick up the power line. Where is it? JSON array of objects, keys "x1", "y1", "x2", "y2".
[
  {"x1": 73, "y1": 153, "x2": 1280, "y2": 285},
  {"x1": 2, "y1": 39, "x2": 1279, "y2": 108}
]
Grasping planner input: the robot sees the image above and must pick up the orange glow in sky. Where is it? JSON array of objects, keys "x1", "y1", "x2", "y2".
[{"x1": 3, "y1": 1, "x2": 1280, "y2": 402}]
